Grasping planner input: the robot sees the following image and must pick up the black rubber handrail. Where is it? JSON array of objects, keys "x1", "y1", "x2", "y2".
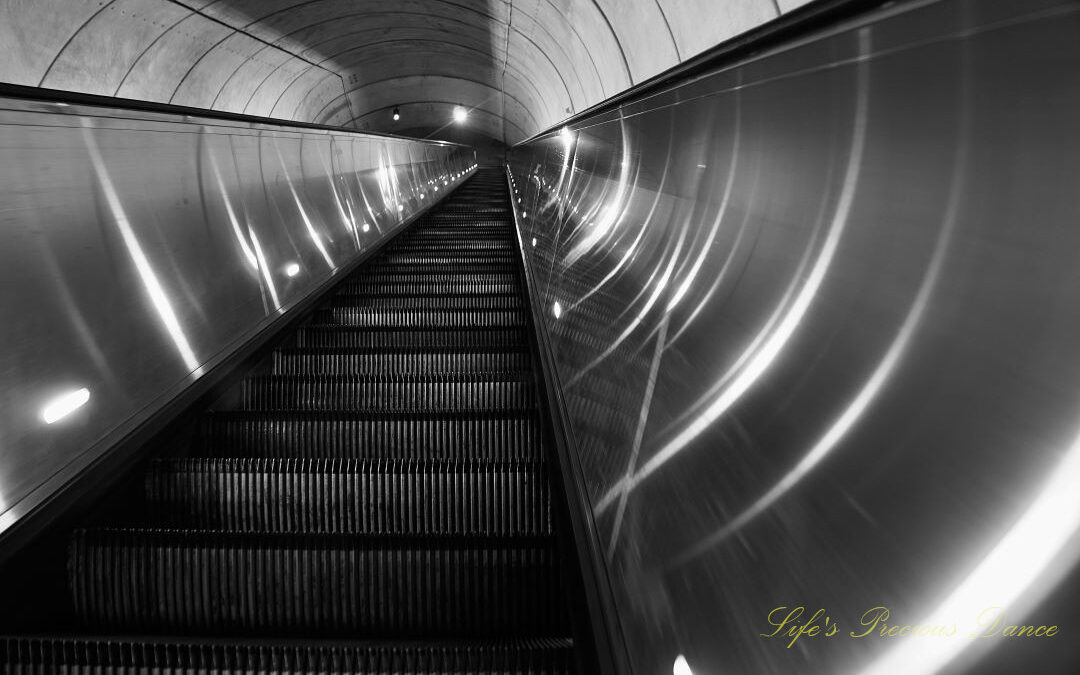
[{"x1": 0, "y1": 82, "x2": 464, "y2": 146}]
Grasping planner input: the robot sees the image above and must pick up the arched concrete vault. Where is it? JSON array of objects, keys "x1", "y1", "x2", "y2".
[{"x1": 0, "y1": 0, "x2": 812, "y2": 143}]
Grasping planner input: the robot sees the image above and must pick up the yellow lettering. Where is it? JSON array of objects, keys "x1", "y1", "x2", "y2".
[
  {"x1": 898, "y1": 625, "x2": 912, "y2": 637},
  {"x1": 760, "y1": 607, "x2": 802, "y2": 638},
  {"x1": 972, "y1": 607, "x2": 1004, "y2": 638},
  {"x1": 852, "y1": 607, "x2": 890, "y2": 638},
  {"x1": 1046, "y1": 626, "x2": 1058, "y2": 636}
]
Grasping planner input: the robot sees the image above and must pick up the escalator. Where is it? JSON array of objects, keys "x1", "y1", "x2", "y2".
[{"x1": 0, "y1": 169, "x2": 583, "y2": 673}]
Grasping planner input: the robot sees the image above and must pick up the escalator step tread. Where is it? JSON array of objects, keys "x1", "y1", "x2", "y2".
[
  {"x1": 199, "y1": 409, "x2": 544, "y2": 460},
  {"x1": 145, "y1": 458, "x2": 552, "y2": 535},
  {"x1": 290, "y1": 327, "x2": 529, "y2": 349},
  {"x1": 69, "y1": 529, "x2": 565, "y2": 636},
  {"x1": 235, "y1": 373, "x2": 537, "y2": 411},
  {"x1": 271, "y1": 349, "x2": 531, "y2": 375},
  {"x1": 312, "y1": 307, "x2": 527, "y2": 328},
  {"x1": 0, "y1": 636, "x2": 574, "y2": 673}
]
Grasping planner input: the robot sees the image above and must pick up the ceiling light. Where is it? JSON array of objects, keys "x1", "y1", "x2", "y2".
[
  {"x1": 392, "y1": 106, "x2": 400, "y2": 121},
  {"x1": 452, "y1": 106, "x2": 468, "y2": 123}
]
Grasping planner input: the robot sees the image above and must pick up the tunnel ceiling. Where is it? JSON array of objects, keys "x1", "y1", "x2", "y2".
[{"x1": 0, "y1": 0, "x2": 812, "y2": 144}]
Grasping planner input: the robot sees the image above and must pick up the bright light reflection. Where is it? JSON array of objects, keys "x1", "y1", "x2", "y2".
[
  {"x1": 855, "y1": 427, "x2": 1080, "y2": 675},
  {"x1": 247, "y1": 227, "x2": 282, "y2": 312},
  {"x1": 82, "y1": 122, "x2": 202, "y2": 375},
  {"x1": 206, "y1": 148, "x2": 257, "y2": 269},
  {"x1": 595, "y1": 33, "x2": 871, "y2": 513},
  {"x1": 553, "y1": 301, "x2": 562, "y2": 319},
  {"x1": 273, "y1": 144, "x2": 334, "y2": 269},
  {"x1": 362, "y1": 223, "x2": 370, "y2": 232},
  {"x1": 673, "y1": 655, "x2": 693, "y2": 675},
  {"x1": 41, "y1": 388, "x2": 90, "y2": 424},
  {"x1": 284, "y1": 262, "x2": 300, "y2": 277}
]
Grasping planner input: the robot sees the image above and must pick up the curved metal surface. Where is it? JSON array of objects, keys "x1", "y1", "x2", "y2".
[
  {"x1": 508, "y1": 1, "x2": 1080, "y2": 673},
  {"x1": 0, "y1": 94, "x2": 475, "y2": 534}
]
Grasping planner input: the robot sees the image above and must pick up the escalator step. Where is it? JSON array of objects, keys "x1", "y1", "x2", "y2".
[
  {"x1": 199, "y1": 410, "x2": 543, "y2": 460},
  {"x1": 336, "y1": 279, "x2": 519, "y2": 295},
  {"x1": 371, "y1": 255, "x2": 518, "y2": 267},
  {"x1": 236, "y1": 373, "x2": 537, "y2": 411},
  {"x1": 272, "y1": 349, "x2": 530, "y2": 375},
  {"x1": 0, "y1": 636, "x2": 575, "y2": 674},
  {"x1": 145, "y1": 458, "x2": 552, "y2": 535},
  {"x1": 69, "y1": 530, "x2": 565, "y2": 637},
  {"x1": 312, "y1": 307, "x2": 526, "y2": 328},
  {"x1": 326, "y1": 295, "x2": 522, "y2": 311},
  {"x1": 291, "y1": 327, "x2": 529, "y2": 350}
]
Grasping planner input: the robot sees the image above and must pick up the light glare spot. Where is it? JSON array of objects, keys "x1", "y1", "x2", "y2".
[
  {"x1": 673, "y1": 655, "x2": 693, "y2": 675},
  {"x1": 42, "y1": 388, "x2": 90, "y2": 424}
]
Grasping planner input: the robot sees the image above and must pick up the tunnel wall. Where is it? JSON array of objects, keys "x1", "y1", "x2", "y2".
[
  {"x1": 0, "y1": 0, "x2": 355, "y2": 127},
  {"x1": 0, "y1": 94, "x2": 474, "y2": 536},
  {"x1": 0, "y1": 0, "x2": 814, "y2": 144},
  {"x1": 507, "y1": 1, "x2": 1080, "y2": 674}
]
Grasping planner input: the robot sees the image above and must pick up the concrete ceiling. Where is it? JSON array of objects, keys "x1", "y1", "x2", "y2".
[{"x1": 0, "y1": 0, "x2": 813, "y2": 144}]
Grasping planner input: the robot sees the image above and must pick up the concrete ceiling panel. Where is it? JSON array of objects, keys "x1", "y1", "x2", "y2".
[
  {"x1": 41, "y1": 0, "x2": 189, "y2": 95},
  {"x1": 2, "y1": 0, "x2": 809, "y2": 143},
  {"x1": 660, "y1": 0, "x2": 780, "y2": 60},
  {"x1": 0, "y1": 0, "x2": 106, "y2": 87},
  {"x1": 115, "y1": 14, "x2": 233, "y2": 102}
]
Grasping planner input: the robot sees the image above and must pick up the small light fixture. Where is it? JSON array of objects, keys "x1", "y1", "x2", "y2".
[
  {"x1": 392, "y1": 106, "x2": 400, "y2": 121},
  {"x1": 41, "y1": 387, "x2": 90, "y2": 424},
  {"x1": 452, "y1": 105, "x2": 468, "y2": 123},
  {"x1": 284, "y1": 262, "x2": 300, "y2": 277}
]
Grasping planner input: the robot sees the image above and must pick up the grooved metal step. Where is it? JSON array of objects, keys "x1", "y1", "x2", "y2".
[
  {"x1": 290, "y1": 327, "x2": 530, "y2": 350},
  {"x1": 271, "y1": 349, "x2": 531, "y2": 375},
  {"x1": 313, "y1": 307, "x2": 527, "y2": 328},
  {"x1": 145, "y1": 458, "x2": 552, "y2": 535},
  {"x1": 0, "y1": 637, "x2": 575, "y2": 674},
  {"x1": 236, "y1": 373, "x2": 537, "y2": 411},
  {"x1": 199, "y1": 410, "x2": 544, "y2": 460},
  {"x1": 69, "y1": 529, "x2": 565, "y2": 637},
  {"x1": 327, "y1": 295, "x2": 523, "y2": 311}
]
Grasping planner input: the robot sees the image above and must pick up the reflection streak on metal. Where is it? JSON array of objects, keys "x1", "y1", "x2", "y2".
[
  {"x1": 595, "y1": 30, "x2": 872, "y2": 513},
  {"x1": 81, "y1": 121, "x2": 203, "y2": 376},
  {"x1": 668, "y1": 90, "x2": 741, "y2": 311},
  {"x1": 563, "y1": 115, "x2": 634, "y2": 268},
  {"x1": 608, "y1": 316, "x2": 669, "y2": 556},
  {"x1": 273, "y1": 141, "x2": 335, "y2": 269},
  {"x1": 855, "y1": 428, "x2": 1080, "y2": 675},
  {"x1": 247, "y1": 226, "x2": 283, "y2": 312},
  {"x1": 207, "y1": 146, "x2": 258, "y2": 270},
  {"x1": 670, "y1": 74, "x2": 969, "y2": 565},
  {"x1": 569, "y1": 129, "x2": 676, "y2": 312}
]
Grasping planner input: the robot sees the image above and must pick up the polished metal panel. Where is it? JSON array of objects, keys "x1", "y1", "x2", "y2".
[
  {"x1": 508, "y1": 1, "x2": 1080, "y2": 673},
  {"x1": 0, "y1": 96, "x2": 475, "y2": 532}
]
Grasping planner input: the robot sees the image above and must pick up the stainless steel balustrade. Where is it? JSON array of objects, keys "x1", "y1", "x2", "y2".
[
  {"x1": 0, "y1": 96, "x2": 476, "y2": 536},
  {"x1": 508, "y1": 1, "x2": 1080, "y2": 674}
]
